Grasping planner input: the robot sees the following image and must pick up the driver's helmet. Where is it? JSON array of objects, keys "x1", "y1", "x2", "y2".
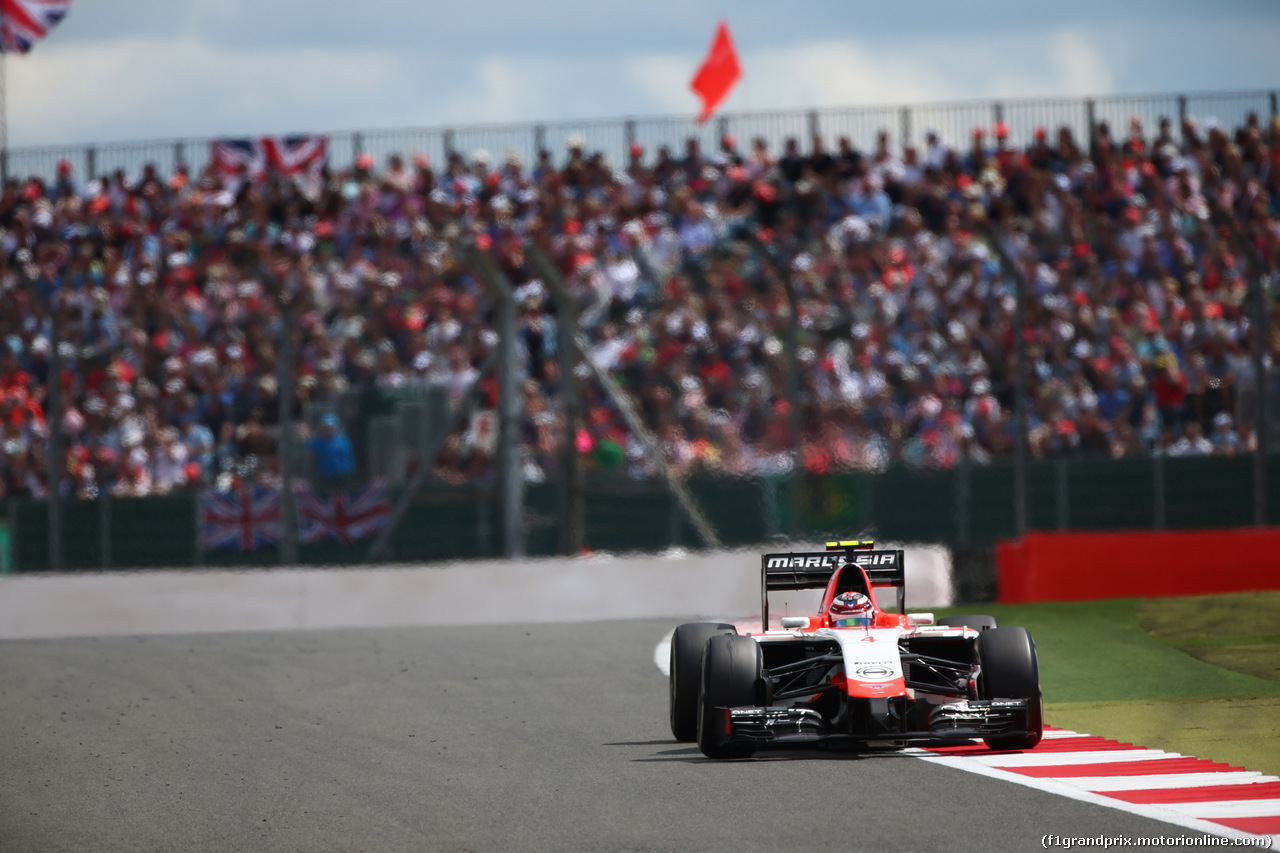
[{"x1": 829, "y1": 591, "x2": 874, "y2": 628}]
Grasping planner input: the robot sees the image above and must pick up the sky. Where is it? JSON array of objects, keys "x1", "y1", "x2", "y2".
[{"x1": 4, "y1": 0, "x2": 1280, "y2": 148}]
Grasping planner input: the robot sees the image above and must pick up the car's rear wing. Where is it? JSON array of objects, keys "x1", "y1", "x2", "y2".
[{"x1": 760, "y1": 544, "x2": 906, "y2": 625}]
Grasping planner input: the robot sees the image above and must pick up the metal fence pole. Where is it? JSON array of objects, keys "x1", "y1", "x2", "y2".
[
  {"x1": 1153, "y1": 454, "x2": 1166, "y2": 530},
  {"x1": 47, "y1": 296, "x2": 62, "y2": 570},
  {"x1": 978, "y1": 222, "x2": 1030, "y2": 537},
  {"x1": 1252, "y1": 272, "x2": 1269, "y2": 524},
  {"x1": 5, "y1": 498, "x2": 16, "y2": 574},
  {"x1": 277, "y1": 274, "x2": 298, "y2": 566},
  {"x1": 99, "y1": 494, "x2": 110, "y2": 569},
  {"x1": 1056, "y1": 459, "x2": 1069, "y2": 531},
  {"x1": 528, "y1": 249, "x2": 584, "y2": 555},
  {"x1": 466, "y1": 244, "x2": 525, "y2": 559},
  {"x1": 899, "y1": 107, "x2": 912, "y2": 151}
]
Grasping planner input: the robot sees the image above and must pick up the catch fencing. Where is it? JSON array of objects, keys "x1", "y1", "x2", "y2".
[
  {"x1": 5, "y1": 453, "x2": 1279, "y2": 573},
  {"x1": 3, "y1": 89, "x2": 1277, "y2": 181}
]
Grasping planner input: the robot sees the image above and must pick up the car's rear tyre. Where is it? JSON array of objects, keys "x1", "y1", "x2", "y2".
[
  {"x1": 697, "y1": 634, "x2": 762, "y2": 759},
  {"x1": 669, "y1": 622, "x2": 736, "y2": 742},
  {"x1": 976, "y1": 626, "x2": 1043, "y2": 751},
  {"x1": 937, "y1": 614, "x2": 998, "y2": 631}
]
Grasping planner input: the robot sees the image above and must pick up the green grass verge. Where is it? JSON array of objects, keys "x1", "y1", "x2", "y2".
[
  {"x1": 936, "y1": 594, "x2": 1280, "y2": 776},
  {"x1": 1046, "y1": 697, "x2": 1280, "y2": 779},
  {"x1": 937, "y1": 598, "x2": 1280, "y2": 704}
]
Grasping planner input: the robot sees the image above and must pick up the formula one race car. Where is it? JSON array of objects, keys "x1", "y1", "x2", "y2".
[{"x1": 669, "y1": 540, "x2": 1043, "y2": 758}]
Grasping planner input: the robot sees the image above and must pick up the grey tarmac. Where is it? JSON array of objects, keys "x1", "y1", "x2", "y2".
[{"x1": 0, "y1": 618, "x2": 1208, "y2": 852}]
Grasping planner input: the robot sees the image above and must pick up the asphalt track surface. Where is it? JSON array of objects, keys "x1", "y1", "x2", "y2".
[{"x1": 1, "y1": 619, "x2": 1211, "y2": 852}]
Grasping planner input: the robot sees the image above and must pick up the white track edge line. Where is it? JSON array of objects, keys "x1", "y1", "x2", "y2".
[
  {"x1": 963, "y1": 749, "x2": 1178, "y2": 767},
  {"x1": 909, "y1": 752, "x2": 1277, "y2": 849},
  {"x1": 1174, "y1": 799, "x2": 1280, "y2": 820}
]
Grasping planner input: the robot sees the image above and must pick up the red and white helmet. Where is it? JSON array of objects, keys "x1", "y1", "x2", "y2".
[{"x1": 829, "y1": 591, "x2": 874, "y2": 629}]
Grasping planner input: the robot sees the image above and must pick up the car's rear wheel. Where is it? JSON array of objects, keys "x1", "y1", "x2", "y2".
[
  {"x1": 669, "y1": 622, "x2": 736, "y2": 742},
  {"x1": 697, "y1": 633, "x2": 763, "y2": 759},
  {"x1": 976, "y1": 626, "x2": 1043, "y2": 751},
  {"x1": 937, "y1": 615, "x2": 998, "y2": 631}
]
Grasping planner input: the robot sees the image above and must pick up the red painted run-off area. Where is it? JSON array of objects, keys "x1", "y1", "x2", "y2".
[
  {"x1": 926, "y1": 729, "x2": 1280, "y2": 839},
  {"x1": 995, "y1": 528, "x2": 1280, "y2": 603}
]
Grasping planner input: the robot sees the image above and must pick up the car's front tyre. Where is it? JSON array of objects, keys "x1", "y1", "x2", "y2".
[
  {"x1": 669, "y1": 622, "x2": 736, "y2": 742},
  {"x1": 976, "y1": 626, "x2": 1043, "y2": 751},
  {"x1": 696, "y1": 633, "x2": 762, "y2": 759}
]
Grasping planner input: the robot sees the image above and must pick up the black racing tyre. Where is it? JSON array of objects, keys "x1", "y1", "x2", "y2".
[
  {"x1": 937, "y1": 615, "x2": 998, "y2": 631},
  {"x1": 697, "y1": 634, "x2": 762, "y2": 759},
  {"x1": 976, "y1": 626, "x2": 1043, "y2": 751},
  {"x1": 669, "y1": 622, "x2": 736, "y2": 742}
]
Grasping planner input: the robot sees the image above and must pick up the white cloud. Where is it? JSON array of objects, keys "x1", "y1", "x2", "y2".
[
  {"x1": 3, "y1": 16, "x2": 1275, "y2": 151},
  {"x1": 6, "y1": 36, "x2": 403, "y2": 145}
]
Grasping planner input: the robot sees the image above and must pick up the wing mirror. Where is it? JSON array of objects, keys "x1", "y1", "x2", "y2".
[
  {"x1": 907, "y1": 613, "x2": 935, "y2": 626},
  {"x1": 780, "y1": 616, "x2": 810, "y2": 629}
]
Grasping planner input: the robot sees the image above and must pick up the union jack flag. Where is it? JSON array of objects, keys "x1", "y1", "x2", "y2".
[
  {"x1": 294, "y1": 478, "x2": 390, "y2": 545},
  {"x1": 210, "y1": 135, "x2": 328, "y2": 180},
  {"x1": 200, "y1": 486, "x2": 283, "y2": 551},
  {"x1": 0, "y1": 0, "x2": 71, "y2": 54}
]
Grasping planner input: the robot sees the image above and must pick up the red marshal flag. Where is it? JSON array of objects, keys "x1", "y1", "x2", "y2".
[
  {"x1": 690, "y1": 21, "x2": 741, "y2": 124},
  {"x1": 0, "y1": 0, "x2": 71, "y2": 54}
]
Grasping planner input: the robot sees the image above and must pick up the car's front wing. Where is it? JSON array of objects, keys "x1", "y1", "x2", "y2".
[{"x1": 724, "y1": 698, "x2": 1035, "y2": 746}]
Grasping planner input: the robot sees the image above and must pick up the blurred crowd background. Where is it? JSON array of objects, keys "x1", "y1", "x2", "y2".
[{"x1": 1, "y1": 102, "x2": 1278, "y2": 502}]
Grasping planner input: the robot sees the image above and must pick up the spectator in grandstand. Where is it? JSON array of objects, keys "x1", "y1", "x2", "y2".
[{"x1": 304, "y1": 413, "x2": 355, "y2": 484}]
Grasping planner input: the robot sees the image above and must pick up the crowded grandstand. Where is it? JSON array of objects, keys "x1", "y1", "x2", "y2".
[{"x1": 0, "y1": 109, "x2": 1276, "y2": 501}]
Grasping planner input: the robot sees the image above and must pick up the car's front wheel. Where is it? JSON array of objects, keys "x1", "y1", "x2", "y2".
[
  {"x1": 976, "y1": 626, "x2": 1043, "y2": 751},
  {"x1": 669, "y1": 622, "x2": 736, "y2": 742},
  {"x1": 696, "y1": 633, "x2": 763, "y2": 759}
]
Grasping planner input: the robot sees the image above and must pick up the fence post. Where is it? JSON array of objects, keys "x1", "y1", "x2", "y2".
[
  {"x1": 465, "y1": 244, "x2": 525, "y2": 559},
  {"x1": 534, "y1": 125, "x2": 546, "y2": 156},
  {"x1": 1271, "y1": 92, "x2": 1278, "y2": 118},
  {"x1": 173, "y1": 141, "x2": 185, "y2": 170},
  {"x1": 4, "y1": 499, "x2": 14, "y2": 574},
  {"x1": 978, "y1": 222, "x2": 1030, "y2": 538},
  {"x1": 1085, "y1": 99, "x2": 1097, "y2": 148},
  {"x1": 1153, "y1": 454, "x2": 1166, "y2": 530},
  {"x1": 1178, "y1": 96, "x2": 1188, "y2": 140},
  {"x1": 99, "y1": 494, "x2": 110, "y2": 569},
  {"x1": 352, "y1": 132, "x2": 364, "y2": 163},
  {"x1": 899, "y1": 107, "x2": 912, "y2": 151},
  {"x1": 545, "y1": 250, "x2": 585, "y2": 556},
  {"x1": 807, "y1": 109, "x2": 820, "y2": 144},
  {"x1": 1252, "y1": 271, "x2": 1269, "y2": 524},
  {"x1": 85, "y1": 146, "x2": 96, "y2": 181},
  {"x1": 993, "y1": 101, "x2": 1004, "y2": 130},
  {"x1": 193, "y1": 490, "x2": 204, "y2": 567},
  {"x1": 1056, "y1": 459, "x2": 1069, "y2": 531},
  {"x1": 443, "y1": 129, "x2": 455, "y2": 159},
  {"x1": 955, "y1": 456, "x2": 971, "y2": 548}
]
